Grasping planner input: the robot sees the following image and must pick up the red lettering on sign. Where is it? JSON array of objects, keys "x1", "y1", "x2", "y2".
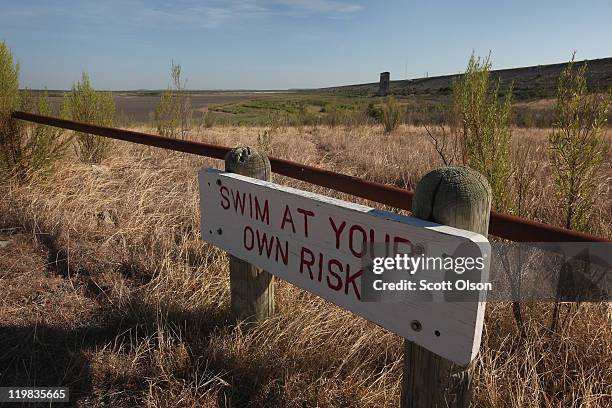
[
  {"x1": 394, "y1": 236, "x2": 414, "y2": 255},
  {"x1": 232, "y1": 189, "x2": 246, "y2": 215},
  {"x1": 256, "y1": 229, "x2": 274, "y2": 258},
  {"x1": 345, "y1": 265, "x2": 362, "y2": 300},
  {"x1": 298, "y1": 247, "x2": 361, "y2": 299},
  {"x1": 255, "y1": 197, "x2": 270, "y2": 225},
  {"x1": 221, "y1": 187, "x2": 270, "y2": 225},
  {"x1": 300, "y1": 246, "x2": 315, "y2": 280},
  {"x1": 248, "y1": 193, "x2": 253, "y2": 219},
  {"x1": 281, "y1": 205, "x2": 296, "y2": 233},
  {"x1": 243, "y1": 226, "x2": 254, "y2": 250},
  {"x1": 276, "y1": 238, "x2": 288, "y2": 265},
  {"x1": 244, "y1": 226, "x2": 289, "y2": 265},
  {"x1": 220, "y1": 186, "x2": 230, "y2": 210},
  {"x1": 327, "y1": 259, "x2": 343, "y2": 291},
  {"x1": 297, "y1": 208, "x2": 314, "y2": 237},
  {"x1": 349, "y1": 224, "x2": 367, "y2": 258},
  {"x1": 329, "y1": 217, "x2": 346, "y2": 249},
  {"x1": 384, "y1": 233, "x2": 391, "y2": 257}
]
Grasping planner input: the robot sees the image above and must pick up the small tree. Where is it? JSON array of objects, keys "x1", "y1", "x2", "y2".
[
  {"x1": 0, "y1": 41, "x2": 67, "y2": 176},
  {"x1": 154, "y1": 89, "x2": 178, "y2": 138},
  {"x1": 549, "y1": 55, "x2": 610, "y2": 231},
  {"x1": 453, "y1": 53, "x2": 513, "y2": 209},
  {"x1": 60, "y1": 73, "x2": 115, "y2": 163},
  {"x1": 0, "y1": 40, "x2": 22, "y2": 173},
  {"x1": 154, "y1": 61, "x2": 191, "y2": 139},
  {"x1": 30, "y1": 90, "x2": 70, "y2": 172},
  {"x1": 0, "y1": 41, "x2": 19, "y2": 121}
]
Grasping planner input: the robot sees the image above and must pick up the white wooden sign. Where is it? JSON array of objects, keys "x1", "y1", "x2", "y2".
[{"x1": 199, "y1": 168, "x2": 490, "y2": 365}]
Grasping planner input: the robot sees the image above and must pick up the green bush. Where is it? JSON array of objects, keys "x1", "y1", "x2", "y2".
[
  {"x1": 0, "y1": 41, "x2": 19, "y2": 122},
  {"x1": 0, "y1": 40, "x2": 22, "y2": 174},
  {"x1": 29, "y1": 90, "x2": 70, "y2": 172},
  {"x1": 0, "y1": 41, "x2": 68, "y2": 177},
  {"x1": 290, "y1": 105, "x2": 320, "y2": 128},
  {"x1": 154, "y1": 89, "x2": 178, "y2": 137},
  {"x1": 366, "y1": 102, "x2": 382, "y2": 123},
  {"x1": 61, "y1": 72, "x2": 115, "y2": 163},
  {"x1": 549, "y1": 56, "x2": 610, "y2": 231},
  {"x1": 381, "y1": 96, "x2": 403, "y2": 133},
  {"x1": 453, "y1": 53, "x2": 513, "y2": 209}
]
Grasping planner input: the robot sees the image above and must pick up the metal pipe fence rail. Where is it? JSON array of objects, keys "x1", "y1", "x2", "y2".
[{"x1": 12, "y1": 110, "x2": 610, "y2": 243}]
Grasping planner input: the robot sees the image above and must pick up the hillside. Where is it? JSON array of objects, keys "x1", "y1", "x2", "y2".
[{"x1": 319, "y1": 57, "x2": 612, "y2": 100}]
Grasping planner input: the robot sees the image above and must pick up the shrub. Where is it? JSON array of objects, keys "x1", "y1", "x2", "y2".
[
  {"x1": 381, "y1": 96, "x2": 402, "y2": 133},
  {"x1": 154, "y1": 61, "x2": 191, "y2": 139},
  {"x1": 549, "y1": 56, "x2": 610, "y2": 231},
  {"x1": 0, "y1": 40, "x2": 22, "y2": 174},
  {"x1": 453, "y1": 53, "x2": 514, "y2": 209},
  {"x1": 154, "y1": 89, "x2": 178, "y2": 138},
  {"x1": 60, "y1": 72, "x2": 115, "y2": 163},
  {"x1": 0, "y1": 42, "x2": 67, "y2": 177},
  {"x1": 293, "y1": 106, "x2": 320, "y2": 128},
  {"x1": 29, "y1": 90, "x2": 70, "y2": 172},
  {"x1": 0, "y1": 41, "x2": 19, "y2": 122},
  {"x1": 366, "y1": 102, "x2": 382, "y2": 123},
  {"x1": 202, "y1": 111, "x2": 216, "y2": 128}
]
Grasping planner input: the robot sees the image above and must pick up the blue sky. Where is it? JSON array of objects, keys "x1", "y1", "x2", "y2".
[{"x1": 1, "y1": 0, "x2": 611, "y2": 90}]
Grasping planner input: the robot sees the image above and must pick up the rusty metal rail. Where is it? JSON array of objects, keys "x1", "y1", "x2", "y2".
[{"x1": 12, "y1": 111, "x2": 610, "y2": 243}]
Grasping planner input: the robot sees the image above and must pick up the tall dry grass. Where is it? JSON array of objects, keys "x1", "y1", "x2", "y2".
[{"x1": 0, "y1": 124, "x2": 610, "y2": 407}]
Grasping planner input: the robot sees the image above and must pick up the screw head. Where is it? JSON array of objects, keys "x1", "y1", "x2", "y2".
[{"x1": 410, "y1": 320, "x2": 422, "y2": 332}]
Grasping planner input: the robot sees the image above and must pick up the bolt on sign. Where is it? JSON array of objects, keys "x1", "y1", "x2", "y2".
[{"x1": 199, "y1": 169, "x2": 490, "y2": 365}]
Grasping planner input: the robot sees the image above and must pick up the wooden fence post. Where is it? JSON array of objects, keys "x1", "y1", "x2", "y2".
[
  {"x1": 224, "y1": 146, "x2": 274, "y2": 321},
  {"x1": 401, "y1": 167, "x2": 492, "y2": 408}
]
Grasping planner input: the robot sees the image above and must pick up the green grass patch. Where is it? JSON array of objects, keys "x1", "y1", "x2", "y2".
[{"x1": 208, "y1": 93, "x2": 371, "y2": 126}]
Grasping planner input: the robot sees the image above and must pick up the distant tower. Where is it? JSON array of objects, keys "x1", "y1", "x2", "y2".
[{"x1": 379, "y1": 72, "x2": 390, "y2": 96}]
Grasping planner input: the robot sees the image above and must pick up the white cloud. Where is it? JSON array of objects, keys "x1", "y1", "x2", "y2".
[
  {"x1": 0, "y1": 0, "x2": 362, "y2": 30},
  {"x1": 274, "y1": 0, "x2": 362, "y2": 14},
  {"x1": 132, "y1": 0, "x2": 363, "y2": 28}
]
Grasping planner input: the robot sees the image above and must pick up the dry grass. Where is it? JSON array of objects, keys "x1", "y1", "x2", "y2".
[{"x1": 1, "y1": 124, "x2": 610, "y2": 407}]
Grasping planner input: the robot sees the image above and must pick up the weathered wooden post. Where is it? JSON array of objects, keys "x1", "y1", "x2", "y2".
[
  {"x1": 224, "y1": 146, "x2": 274, "y2": 321},
  {"x1": 401, "y1": 167, "x2": 492, "y2": 408}
]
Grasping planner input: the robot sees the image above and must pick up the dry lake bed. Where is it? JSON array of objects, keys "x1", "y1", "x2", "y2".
[{"x1": 48, "y1": 91, "x2": 286, "y2": 123}]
